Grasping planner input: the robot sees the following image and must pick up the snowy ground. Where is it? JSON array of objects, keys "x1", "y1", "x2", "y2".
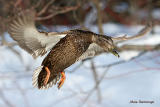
[{"x1": 0, "y1": 23, "x2": 160, "y2": 107}]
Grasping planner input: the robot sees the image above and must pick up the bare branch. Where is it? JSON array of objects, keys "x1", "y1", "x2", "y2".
[
  {"x1": 91, "y1": 0, "x2": 103, "y2": 34},
  {"x1": 37, "y1": 0, "x2": 56, "y2": 16},
  {"x1": 33, "y1": 0, "x2": 43, "y2": 9},
  {"x1": 0, "y1": 88, "x2": 14, "y2": 107},
  {"x1": 51, "y1": 93, "x2": 78, "y2": 106},
  {"x1": 0, "y1": 33, "x2": 22, "y2": 61},
  {"x1": 90, "y1": 60, "x2": 102, "y2": 103},
  {"x1": 14, "y1": 81, "x2": 30, "y2": 107},
  {"x1": 69, "y1": 62, "x2": 83, "y2": 73},
  {"x1": 112, "y1": 22, "x2": 152, "y2": 42},
  {"x1": 36, "y1": 5, "x2": 79, "y2": 21},
  {"x1": 14, "y1": 0, "x2": 22, "y2": 7},
  {"x1": 81, "y1": 60, "x2": 127, "y2": 107},
  {"x1": 1, "y1": 42, "x2": 17, "y2": 47},
  {"x1": 118, "y1": 44, "x2": 160, "y2": 52}
]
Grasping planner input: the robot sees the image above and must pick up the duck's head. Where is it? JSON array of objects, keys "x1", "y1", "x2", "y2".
[{"x1": 92, "y1": 34, "x2": 119, "y2": 57}]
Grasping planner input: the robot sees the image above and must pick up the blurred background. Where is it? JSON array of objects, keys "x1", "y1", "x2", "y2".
[{"x1": 0, "y1": 0, "x2": 160, "y2": 107}]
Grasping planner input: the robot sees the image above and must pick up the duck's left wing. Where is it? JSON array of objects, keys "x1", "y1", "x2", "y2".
[{"x1": 8, "y1": 10, "x2": 67, "y2": 58}]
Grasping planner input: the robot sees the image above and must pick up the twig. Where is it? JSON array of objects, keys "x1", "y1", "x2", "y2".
[
  {"x1": 81, "y1": 52, "x2": 147, "y2": 107},
  {"x1": 69, "y1": 62, "x2": 84, "y2": 73},
  {"x1": 0, "y1": 88, "x2": 14, "y2": 107},
  {"x1": 33, "y1": 0, "x2": 43, "y2": 9},
  {"x1": 81, "y1": 60, "x2": 126, "y2": 107},
  {"x1": 50, "y1": 93, "x2": 78, "y2": 107},
  {"x1": 14, "y1": 0, "x2": 22, "y2": 7},
  {"x1": 112, "y1": 22, "x2": 152, "y2": 42},
  {"x1": 90, "y1": 60, "x2": 102, "y2": 103},
  {"x1": 36, "y1": 5, "x2": 79, "y2": 21},
  {"x1": 118, "y1": 44, "x2": 160, "y2": 51},
  {"x1": 14, "y1": 81, "x2": 30, "y2": 107},
  {"x1": 0, "y1": 34, "x2": 22, "y2": 61},
  {"x1": 1, "y1": 42, "x2": 17, "y2": 47},
  {"x1": 91, "y1": 0, "x2": 103, "y2": 34},
  {"x1": 37, "y1": 0, "x2": 56, "y2": 16},
  {"x1": 97, "y1": 51, "x2": 146, "y2": 68},
  {"x1": 105, "y1": 67, "x2": 160, "y2": 80}
]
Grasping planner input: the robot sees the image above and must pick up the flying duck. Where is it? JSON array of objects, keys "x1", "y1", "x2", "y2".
[{"x1": 8, "y1": 10, "x2": 119, "y2": 89}]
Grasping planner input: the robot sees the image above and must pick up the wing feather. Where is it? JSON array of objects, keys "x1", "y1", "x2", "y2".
[{"x1": 8, "y1": 10, "x2": 66, "y2": 58}]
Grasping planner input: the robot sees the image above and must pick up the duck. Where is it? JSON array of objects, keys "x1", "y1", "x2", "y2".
[{"x1": 8, "y1": 10, "x2": 119, "y2": 89}]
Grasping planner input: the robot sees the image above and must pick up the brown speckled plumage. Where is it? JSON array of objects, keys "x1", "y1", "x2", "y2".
[{"x1": 38, "y1": 30, "x2": 94, "y2": 88}]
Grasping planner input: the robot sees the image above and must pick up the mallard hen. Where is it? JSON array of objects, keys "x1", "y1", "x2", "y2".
[{"x1": 8, "y1": 10, "x2": 119, "y2": 89}]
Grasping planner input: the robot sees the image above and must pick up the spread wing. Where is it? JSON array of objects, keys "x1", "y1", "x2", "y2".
[
  {"x1": 8, "y1": 10, "x2": 66, "y2": 58},
  {"x1": 76, "y1": 43, "x2": 104, "y2": 61}
]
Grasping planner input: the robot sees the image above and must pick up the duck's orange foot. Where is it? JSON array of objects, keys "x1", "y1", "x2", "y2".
[
  {"x1": 44, "y1": 67, "x2": 51, "y2": 85},
  {"x1": 58, "y1": 71, "x2": 66, "y2": 89}
]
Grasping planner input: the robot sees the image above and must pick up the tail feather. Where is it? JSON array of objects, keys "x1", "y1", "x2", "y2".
[
  {"x1": 32, "y1": 66, "x2": 43, "y2": 88},
  {"x1": 32, "y1": 66, "x2": 61, "y2": 89}
]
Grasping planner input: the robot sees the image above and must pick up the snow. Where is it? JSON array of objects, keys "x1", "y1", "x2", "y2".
[
  {"x1": 119, "y1": 51, "x2": 140, "y2": 61},
  {"x1": 0, "y1": 23, "x2": 160, "y2": 107}
]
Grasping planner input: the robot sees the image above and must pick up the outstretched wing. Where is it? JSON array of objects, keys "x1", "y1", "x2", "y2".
[
  {"x1": 76, "y1": 43, "x2": 104, "y2": 61},
  {"x1": 8, "y1": 10, "x2": 66, "y2": 58}
]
